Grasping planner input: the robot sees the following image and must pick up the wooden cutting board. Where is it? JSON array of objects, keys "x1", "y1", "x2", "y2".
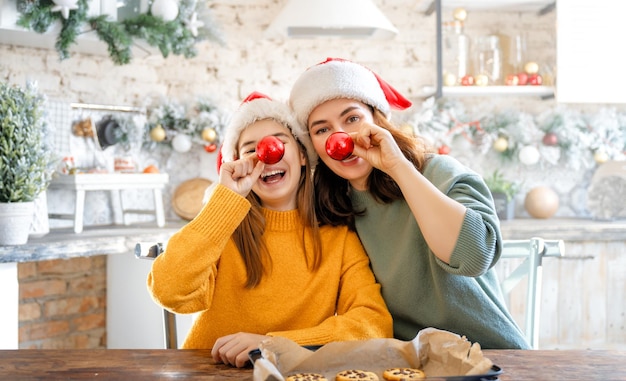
[{"x1": 171, "y1": 178, "x2": 213, "y2": 220}]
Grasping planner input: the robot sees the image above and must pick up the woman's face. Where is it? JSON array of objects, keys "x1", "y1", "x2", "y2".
[
  {"x1": 238, "y1": 119, "x2": 306, "y2": 211},
  {"x1": 308, "y1": 98, "x2": 374, "y2": 190}
]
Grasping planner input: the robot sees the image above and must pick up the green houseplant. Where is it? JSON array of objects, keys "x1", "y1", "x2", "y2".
[
  {"x1": 0, "y1": 81, "x2": 55, "y2": 245},
  {"x1": 484, "y1": 170, "x2": 520, "y2": 221}
]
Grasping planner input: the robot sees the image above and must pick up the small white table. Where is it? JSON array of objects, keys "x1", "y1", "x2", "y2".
[{"x1": 48, "y1": 173, "x2": 169, "y2": 233}]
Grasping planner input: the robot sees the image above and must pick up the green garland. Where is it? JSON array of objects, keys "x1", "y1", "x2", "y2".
[{"x1": 16, "y1": 0, "x2": 224, "y2": 65}]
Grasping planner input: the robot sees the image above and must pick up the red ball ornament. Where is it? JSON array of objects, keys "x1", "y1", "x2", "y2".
[
  {"x1": 256, "y1": 136, "x2": 285, "y2": 164},
  {"x1": 528, "y1": 73, "x2": 543, "y2": 86},
  {"x1": 461, "y1": 75, "x2": 475, "y2": 86},
  {"x1": 325, "y1": 131, "x2": 354, "y2": 161},
  {"x1": 517, "y1": 72, "x2": 529, "y2": 86},
  {"x1": 204, "y1": 143, "x2": 217, "y2": 153},
  {"x1": 438, "y1": 144, "x2": 451, "y2": 155},
  {"x1": 542, "y1": 132, "x2": 558, "y2": 146}
]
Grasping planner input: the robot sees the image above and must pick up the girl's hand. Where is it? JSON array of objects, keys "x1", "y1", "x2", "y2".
[
  {"x1": 218, "y1": 154, "x2": 264, "y2": 197},
  {"x1": 211, "y1": 332, "x2": 271, "y2": 368},
  {"x1": 351, "y1": 122, "x2": 408, "y2": 176}
]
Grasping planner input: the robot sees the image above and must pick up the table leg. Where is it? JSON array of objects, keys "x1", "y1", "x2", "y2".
[
  {"x1": 74, "y1": 190, "x2": 85, "y2": 234},
  {"x1": 153, "y1": 189, "x2": 165, "y2": 227}
]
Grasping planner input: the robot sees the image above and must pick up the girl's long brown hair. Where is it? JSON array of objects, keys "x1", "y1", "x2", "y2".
[
  {"x1": 314, "y1": 109, "x2": 435, "y2": 229},
  {"x1": 232, "y1": 139, "x2": 322, "y2": 288}
]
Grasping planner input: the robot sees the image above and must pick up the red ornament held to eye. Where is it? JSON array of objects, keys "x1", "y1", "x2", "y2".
[
  {"x1": 326, "y1": 132, "x2": 355, "y2": 161},
  {"x1": 256, "y1": 136, "x2": 285, "y2": 164}
]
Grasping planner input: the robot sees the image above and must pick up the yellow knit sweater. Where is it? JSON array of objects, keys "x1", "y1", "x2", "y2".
[{"x1": 147, "y1": 184, "x2": 392, "y2": 349}]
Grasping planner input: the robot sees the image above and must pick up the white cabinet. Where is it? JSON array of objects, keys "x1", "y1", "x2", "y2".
[{"x1": 557, "y1": 0, "x2": 626, "y2": 103}]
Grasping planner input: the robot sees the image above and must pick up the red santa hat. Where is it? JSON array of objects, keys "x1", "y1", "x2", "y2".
[
  {"x1": 289, "y1": 57, "x2": 412, "y2": 129},
  {"x1": 219, "y1": 91, "x2": 317, "y2": 171}
]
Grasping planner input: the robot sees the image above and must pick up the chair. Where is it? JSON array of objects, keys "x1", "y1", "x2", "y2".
[
  {"x1": 134, "y1": 242, "x2": 177, "y2": 349},
  {"x1": 499, "y1": 237, "x2": 564, "y2": 349}
]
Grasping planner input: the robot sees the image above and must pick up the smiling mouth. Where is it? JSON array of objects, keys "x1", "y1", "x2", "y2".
[{"x1": 261, "y1": 169, "x2": 285, "y2": 183}]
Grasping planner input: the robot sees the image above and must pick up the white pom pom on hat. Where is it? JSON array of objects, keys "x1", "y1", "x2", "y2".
[
  {"x1": 219, "y1": 91, "x2": 317, "y2": 171},
  {"x1": 289, "y1": 57, "x2": 412, "y2": 130}
]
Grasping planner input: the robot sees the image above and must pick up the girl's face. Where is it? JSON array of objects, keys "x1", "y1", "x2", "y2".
[
  {"x1": 238, "y1": 119, "x2": 306, "y2": 211},
  {"x1": 308, "y1": 98, "x2": 374, "y2": 190}
]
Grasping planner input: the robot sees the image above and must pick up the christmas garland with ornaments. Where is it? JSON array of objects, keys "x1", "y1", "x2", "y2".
[
  {"x1": 16, "y1": 0, "x2": 224, "y2": 65},
  {"x1": 142, "y1": 97, "x2": 229, "y2": 153},
  {"x1": 409, "y1": 98, "x2": 626, "y2": 170}
]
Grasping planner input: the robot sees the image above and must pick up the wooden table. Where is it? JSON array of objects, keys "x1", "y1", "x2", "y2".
[{"x1": 0, "y1": 349, "x2": 624, "y2": 380}]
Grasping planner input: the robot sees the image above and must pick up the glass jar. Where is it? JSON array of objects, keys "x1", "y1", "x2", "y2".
[
  {"x1": 442, "y1": 20, "x2": 471, "y2": 86},
  {"x1": 474, "y1": 35, "x2": 503, "y2": 85}
]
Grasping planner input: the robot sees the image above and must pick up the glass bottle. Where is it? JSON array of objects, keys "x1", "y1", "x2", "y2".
[
  {"x1": 474, "y1": 35, "x2": 503, "y2": 85},
  {"x1": 442, "y1": 20, "x2": 471, "y2": 86}
]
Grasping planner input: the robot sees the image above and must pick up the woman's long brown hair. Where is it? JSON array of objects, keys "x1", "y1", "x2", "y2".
[
  {"x1": 314, "y1": 109, "x2": 435, "y2": 229},
  {"x1": 232, "y1": 139, "x2": 322, "y2": 288}
]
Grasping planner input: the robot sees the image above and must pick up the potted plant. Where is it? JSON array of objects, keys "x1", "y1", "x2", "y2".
[
  {"x1": 484, "y1": 170, "x2": 520, "y2": 221},
  {"x1": 0, "y1": 81, "x2": 55, "y2": 245}
]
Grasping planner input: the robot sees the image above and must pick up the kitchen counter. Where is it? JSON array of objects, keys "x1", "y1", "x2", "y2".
[{"x1": 1, "y1": 218, "x2": 625, "y2": 264}]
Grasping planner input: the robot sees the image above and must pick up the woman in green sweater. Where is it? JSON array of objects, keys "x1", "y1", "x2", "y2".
[
  {"x1": 147, "y1": 92, "x2": 392, "y2": 368},
  {"x1": 289, "y1": 58, "x2": 530, "y2": 350}
]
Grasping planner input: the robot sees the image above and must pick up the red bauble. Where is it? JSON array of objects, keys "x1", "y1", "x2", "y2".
[
  {"x1": 517, "y1": 72, "x2": 529, "y2": 86},
  {"x1": 461, "y1": 75, "x2": 475, "y2": 86},
  {"x1": 325, "y1": 131, "x2": 354, "y2": 161},
  {"x1": 204, "y1": 143, "x2": 217, "y2": 153},
  {"x1": 529, "y1": 73, "x2": 543, "y2": 86},
  {"x1": 438, "y1": 145, "x2": 451, "y2": 155},
  {"x1": 256, "y1": 136, "x2": 285, "y2": 164},
  {"x1": 505, "y1": 74, "x2": 519, "y2": 86},
  {"x1": 542, "y1": 132, "x2": 558, "y2": 146}
]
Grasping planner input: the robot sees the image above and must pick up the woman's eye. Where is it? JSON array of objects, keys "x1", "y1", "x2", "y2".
[
  {"x1": 347, "y1": 115, "x2": 360, "y2": 123},
  {"x1": 313, "y1": 126, "x2": 329, "y2": 135}
]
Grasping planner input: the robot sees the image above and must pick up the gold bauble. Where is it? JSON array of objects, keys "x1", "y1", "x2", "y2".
[
  {"x1": 524, "y1": 61, "x2": 539, "y2": 74},
  {"x1": 493, "y1": 137, "x2": 509, "y2": 152},
  {"x1": 443, "y1": 72, "x2": 457, "y2": 86},
  {"x1": 474, "y1": 74, "x2": 489, "y2": 87},
  {"x1": 400, "y1": 124, "x2": 414, "y2": 136},
  {"x1": 593, "y1": 150, "x2": 609, "y2": 164},
  {"x1": 202, "y1": 127, "x2": 217, "y2": 143},
  {"x1": 525, "y1": 186, "x2": 559, "y2": 219},
  {"x1": 150, "y1": 125, "x2": 166, "y2": 142},
  {"x1": 453, "y1": 7, "x2": 467, "y2": 21}
]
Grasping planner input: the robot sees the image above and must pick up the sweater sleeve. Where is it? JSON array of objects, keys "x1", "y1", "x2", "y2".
[
  {"x1": 425, "y1": 155, "x2": 502, "y2": 277},
  {"x1": 267, "y1": 229, "x2": 393, "y2": 343},
  {"x1": 147, "y1": 184, "x2": 250, "y2": 314}
]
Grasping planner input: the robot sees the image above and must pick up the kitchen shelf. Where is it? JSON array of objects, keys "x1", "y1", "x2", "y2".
[
  {"x1": 443, "y1": 85, "x2": 554, "y2": 98},
  {"x1": 419, "y1": 0, "x2": 555, "y2": 15}
]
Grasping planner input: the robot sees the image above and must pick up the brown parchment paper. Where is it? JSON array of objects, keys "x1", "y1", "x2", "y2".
[{"x1": 252, "y1": 327, "x2": 494, "y2": 381}]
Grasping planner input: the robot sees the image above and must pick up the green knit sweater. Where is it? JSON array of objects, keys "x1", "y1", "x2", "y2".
[
  {"x1": 148, "y1": 184, "x2": 392, "y2": 349},
  {"x1": 351, "y1": 154, "x2": 530, "y2": 349}
]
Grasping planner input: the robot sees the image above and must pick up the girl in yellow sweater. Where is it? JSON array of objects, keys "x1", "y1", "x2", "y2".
[{"x1": 147, "y1": 92, "x2": 392, "y2": 367}]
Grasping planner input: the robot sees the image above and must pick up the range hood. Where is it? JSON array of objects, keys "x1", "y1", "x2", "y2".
[{"x1": 265, "y1": 0, "x2": 398, "y2": 40}]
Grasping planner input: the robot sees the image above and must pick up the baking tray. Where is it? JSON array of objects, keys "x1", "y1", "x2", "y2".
[{"x1": 248, "y1": 348, "x2": 503, "y2": 381}]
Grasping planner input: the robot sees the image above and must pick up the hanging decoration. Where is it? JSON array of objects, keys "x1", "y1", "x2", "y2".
[
  {"x1": 16, "y1": 0, "x2": 225, "y2": 65},
  {"x1": 410, "y1": 98, "x2": 626, "y2": 171},
  {"x1": 143, "y1": 97, "x2": 229, "y2": 153}
]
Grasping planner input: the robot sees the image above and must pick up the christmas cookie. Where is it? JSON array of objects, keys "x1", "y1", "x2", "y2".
[
  {"x1": 335, "y1": 369, "x2": 379, "y2": 381},
  {"x1": 382, "y1": 368, "x2": 426, "y2": 380},
  {"x1": 286, "y1": 373, "x2": 328, "y2": 381}
]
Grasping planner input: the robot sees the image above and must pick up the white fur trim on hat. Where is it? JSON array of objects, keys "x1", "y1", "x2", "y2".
[
  {"x1": 221, "y1": 97, "x2": 317, "y2": 168},
  {"x1": 289, "y1": 59, "x2": 390, "y2": 131}
]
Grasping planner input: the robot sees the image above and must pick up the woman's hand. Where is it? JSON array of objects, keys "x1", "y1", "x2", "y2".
[
  {"x1": 211, "y1": 332, "x2": 271, "y2": 368},
  {"x1": 351, "y1": 122, "x2": 410, "y2": 177},
  {"x1": 218, "y1": 154, "x2": 264, "y2": 198}
]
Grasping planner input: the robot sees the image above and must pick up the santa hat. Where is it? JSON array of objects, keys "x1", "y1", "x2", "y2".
[
  {"x1": 289, "y1": 57, "x2": 412, "y2": 129},
  {"x1": 219, "y1": 91, "x2": 317, "y2": 171}
]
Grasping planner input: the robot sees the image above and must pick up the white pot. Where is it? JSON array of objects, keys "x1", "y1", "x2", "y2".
[
  {"x1": 0, "y1": 202, "x2": 35, "y2": 245},
  {"x1": 29, "y1": 192, "x2": 50, "y2": 238}
]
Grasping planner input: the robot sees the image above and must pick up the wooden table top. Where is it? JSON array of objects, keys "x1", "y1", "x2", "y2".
[{"x1": 0, "y1": 348, "x2": 624, "y2": 380}]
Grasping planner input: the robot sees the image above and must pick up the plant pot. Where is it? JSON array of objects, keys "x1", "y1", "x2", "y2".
[
  {"x1": 0, "y1": 202, "x2": 35, "y2": 245},
  {"x1": 29, "y1": 191, "x2": 50, "y2": 238},
  {"x1": 492, "y1": 192, "x2": 515, "y2": 221}
]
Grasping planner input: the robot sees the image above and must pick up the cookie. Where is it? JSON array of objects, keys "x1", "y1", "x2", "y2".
[
  {"x1": 382, "y1": 368, "x2": 426, "y2": 380},
  {"x1": 286, "y1": 373, "x2": 328, "y2": 381},
  {"x1": 335, "y1": 369, "x2": 379, "y2": 381}
]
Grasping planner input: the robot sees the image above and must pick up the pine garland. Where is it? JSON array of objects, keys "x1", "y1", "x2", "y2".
[{"x1": 16, "y1": 0, "x2": 224, "y2": 65}]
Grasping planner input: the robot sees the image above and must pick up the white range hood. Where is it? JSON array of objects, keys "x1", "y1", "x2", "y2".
[{"x1": 265, "y1": 0, "x2": 398, "y2": 40}]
